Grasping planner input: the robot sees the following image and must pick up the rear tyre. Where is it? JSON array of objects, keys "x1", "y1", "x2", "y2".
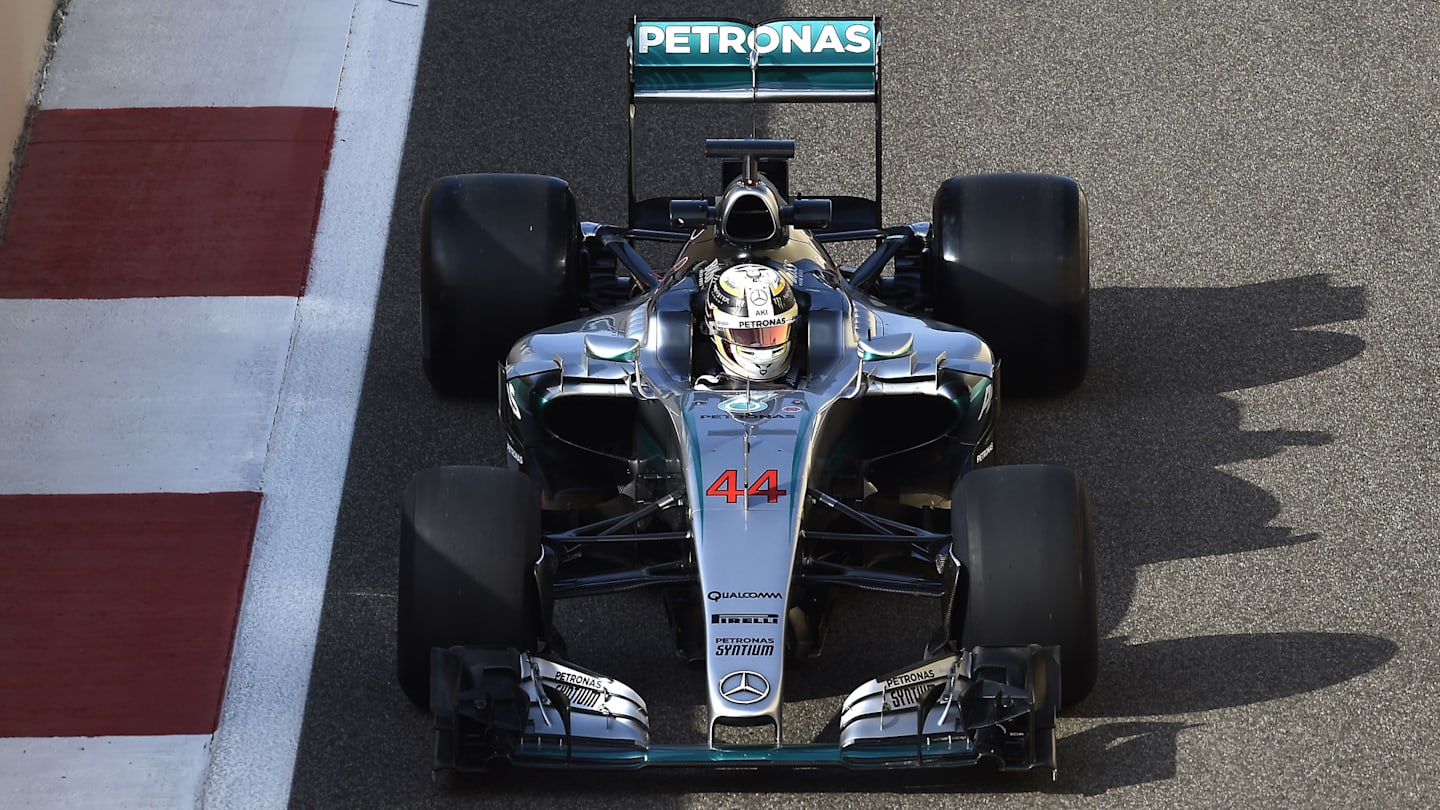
[
  {"x1": 928, "y1": 174, "x2": 1089, "y2": 395},
  {"x1": 947, "y1": 464, "x2": 1098, "y2": 705},
  {"x1": 421, "y1": 174, "x2": 581, "y2": 397},
  {"x1": 397, "y1": 465, "x2": 542, "y2": 707}
]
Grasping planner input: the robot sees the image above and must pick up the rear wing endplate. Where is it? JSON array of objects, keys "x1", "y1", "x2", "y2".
[{"x1": 627, "y1": 18, "x2": 883, "y2": 229}]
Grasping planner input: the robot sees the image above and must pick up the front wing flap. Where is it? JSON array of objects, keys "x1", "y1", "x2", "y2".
[
  {"x1": 431, "y1": 647, "x2": 650, "y2": 772},
  {"x1": 839, "y1": 645, "x2": 1060, "y2": 771}
]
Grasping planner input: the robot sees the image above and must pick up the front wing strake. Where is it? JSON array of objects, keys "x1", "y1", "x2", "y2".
[{"x1": 429, "y1": 645, "x2": 1059, "y2": 774}]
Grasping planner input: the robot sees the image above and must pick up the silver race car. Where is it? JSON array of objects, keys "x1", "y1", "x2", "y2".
[{"x1": 399, "y1": 17, "x2": 1096, "y2": 779}]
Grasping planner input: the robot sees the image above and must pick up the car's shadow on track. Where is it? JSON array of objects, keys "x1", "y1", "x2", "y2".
[
  {"x1": 1008, "y1": 275, "x2": 1370, "y2": 635},
  {"x1": 1051, "y1": 630, "x2": 1398, "y2": 796},
  {"x1": 1078, "y1": 631, "x2": 1399, "y2": 718}
]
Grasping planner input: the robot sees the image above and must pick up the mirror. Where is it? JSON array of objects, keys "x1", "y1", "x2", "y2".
[
  {"x1": 858, "y1": 332, "x2": 915, "y2": 362},
  {"x1": 584, "y1": 334, "x2": 641, "y2": 363}
]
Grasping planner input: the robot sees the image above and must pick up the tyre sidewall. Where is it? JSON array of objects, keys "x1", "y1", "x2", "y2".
[{"x1": 949, "y1": 464, "x2": 1098, "y2": 705}]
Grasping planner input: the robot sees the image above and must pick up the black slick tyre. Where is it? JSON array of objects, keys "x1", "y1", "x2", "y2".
[
  {"x1": 948, "y1": 464, "x2": 1098, "y2": 705},
  {"x1": 928, "y1": 173, "x2": 1089, "y2": 395},
  {"x1": 421, "y1": 173, "x2": 581, "y2": 397},
  {"x1": 397, "y1": 465, "x2": 542, "y2": 707}
]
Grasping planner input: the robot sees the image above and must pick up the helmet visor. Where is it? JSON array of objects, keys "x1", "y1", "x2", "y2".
[{"x1": 721, "y1": 323, "x2": 792, "y2": 349}]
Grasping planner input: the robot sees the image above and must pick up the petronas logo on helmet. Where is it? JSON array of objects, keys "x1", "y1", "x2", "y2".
[{"x1": 704, "y1": 264, "x2": 800, "y2": 382}]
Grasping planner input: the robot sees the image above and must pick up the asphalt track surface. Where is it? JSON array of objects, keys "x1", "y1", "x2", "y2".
[{"x1": 291, "y1": 2, "x2": 1440, "y2": 806}]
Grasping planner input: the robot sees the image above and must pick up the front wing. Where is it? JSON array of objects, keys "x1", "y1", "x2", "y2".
[{"x1": 430, "y1": 645, "x2": 1059, "y2": 774}]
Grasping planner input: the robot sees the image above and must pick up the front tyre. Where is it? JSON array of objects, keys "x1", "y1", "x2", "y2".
[
  {"x1": 396, "y1": 465, "x2": 543, "y2": 707},
  {"x1": 946, "y1": 464, "x2": 1098, "y2": 705}
]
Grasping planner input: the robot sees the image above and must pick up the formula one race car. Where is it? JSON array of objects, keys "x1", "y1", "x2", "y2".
[{"x1": 398, "y1": 17, "x2": 1096, "y2": 779}]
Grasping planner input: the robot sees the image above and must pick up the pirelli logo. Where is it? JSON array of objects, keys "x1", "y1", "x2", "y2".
[{"x1": 712, "y1": 613, "x2": 781, "y2": 625}]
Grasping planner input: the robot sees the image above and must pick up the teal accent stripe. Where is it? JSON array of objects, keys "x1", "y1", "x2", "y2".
[
  {"x1": 634, "y1": 68, "x2": 753, "y2": 97},
  {"x1": 504, "y1": 741, "x2": 986, "y2": 769}
]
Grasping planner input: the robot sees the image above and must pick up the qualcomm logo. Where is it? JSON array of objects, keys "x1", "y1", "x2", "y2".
[{"x1": 719, "y1": 670, "x2": 771, "y2": 705}]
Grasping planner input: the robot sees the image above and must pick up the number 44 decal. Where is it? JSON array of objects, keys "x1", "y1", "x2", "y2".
[{"x1": 706, "y1": 469, "x2": 788, "y2": 503}]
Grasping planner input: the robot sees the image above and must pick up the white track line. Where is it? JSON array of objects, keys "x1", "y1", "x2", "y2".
[
  {"x1": 0, "y1": 736, "x2": 210, "y2": 810},
  {"x1": 41, "y1": 0, "x2": 355, "y2": 109},
  {"x1": 0, "y1": 297, "x2": 296, "y2": 494},
  {"x1": 198, "y1": 1, "x2": 430, "y2": 807}
]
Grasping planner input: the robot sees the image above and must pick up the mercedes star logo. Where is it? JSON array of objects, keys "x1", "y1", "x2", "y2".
[{"x1": 719, "y1": 670, "x2": 770, "y2": 705}]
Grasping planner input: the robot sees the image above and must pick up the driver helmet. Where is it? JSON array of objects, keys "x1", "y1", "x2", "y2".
[{"x1": 705, "y1": 263, "x2": 800, "y2": 381}]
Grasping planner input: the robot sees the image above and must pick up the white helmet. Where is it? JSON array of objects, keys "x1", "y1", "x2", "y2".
[{"x1": 705, "y1": 263, "x2": 799, "y2": 381}]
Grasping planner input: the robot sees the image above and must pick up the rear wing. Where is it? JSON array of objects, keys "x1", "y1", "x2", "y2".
[{"x1": 627, "y1": 18, "x2": 883, "y2": 229}]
